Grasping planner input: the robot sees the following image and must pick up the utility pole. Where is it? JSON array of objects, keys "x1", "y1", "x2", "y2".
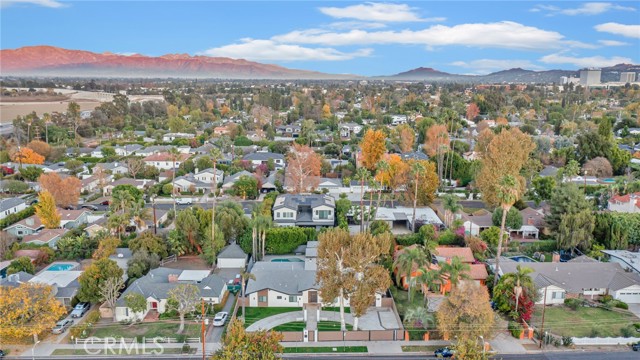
[
  {"x1": 152, "y1": 196, "x2": 157, "y2": 234},
  {"x1": 201, "y1": 298, "x2": 206, "y2": 360},
  {"x1": 539, "y1": 283, "x2": 548, "y2": 348}
]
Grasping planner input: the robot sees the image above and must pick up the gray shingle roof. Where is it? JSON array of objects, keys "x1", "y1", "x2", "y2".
[
  {"x1": 217, "y1": 243, "x2": 247, "y2": 259},
  {"x1": 243, "y1": 152, "x2": 285, "y2": 161},
  {"x1": 245, "y1": 262, "x2": 318, "y2": 295},
  {"x1": 273, "y1": 194, "x2": 335, "y2": 211},
  {"x1": 0, "y1": 197, "x2": 25, "y2": 212}
]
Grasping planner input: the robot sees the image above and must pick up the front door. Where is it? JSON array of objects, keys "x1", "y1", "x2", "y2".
[
  {"x1": 151, "y1": 302, "x2": 158, "y2": 310},
  {"x1": 308, "y1": 291, "x2": 318, "y2": 304}
]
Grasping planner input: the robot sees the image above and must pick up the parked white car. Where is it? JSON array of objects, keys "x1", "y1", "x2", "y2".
[
  {"x1": 176, "y1": 197, "x2": 193, "y2": 205},
  {"x1": 213, "y1": 312, "x2": 228, "y2": 327}
]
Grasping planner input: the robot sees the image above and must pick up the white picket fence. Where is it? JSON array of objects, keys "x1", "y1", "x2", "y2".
[
  {"x1": 572, "y1": 337, "x2": 640, "y2": 345},
  {"x1": 75, "y1": 337, "x2": 202, "y2": 344}
]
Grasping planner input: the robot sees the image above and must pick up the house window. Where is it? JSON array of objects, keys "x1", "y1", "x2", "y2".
[
  {"x1": 317, "y1": 210, "x2": 331, "y2": 219},
  {"x1": 276, "y1": 296, "x2": 282, "y2": 300},
  {"x1": 552, "y1": 291, "x2": 565, "y2": 300},
  {"x1": 289, "y1": 296, "x2": 297, "y2": 303},
  {"x1": 258, "y1": 296, "x2": 267, "y2": 302},
  {"x1": 277, "y1": 212, "x2": 281, "y2": 218}
]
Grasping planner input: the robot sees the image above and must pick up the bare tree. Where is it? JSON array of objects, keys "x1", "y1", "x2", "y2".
[
  {"x1": 126, "y1": 158, "x2": 145, "y2": 179},
  {"x1": 100, "y1": 276, "x2": 125, "y2": 322},
  {"x1": 168, "y1": 284, "x2": 200, "y2": 333}
]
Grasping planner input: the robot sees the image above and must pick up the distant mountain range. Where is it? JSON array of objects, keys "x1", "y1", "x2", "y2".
[{"x1": 0, "y1": 46, "x2": 638, "y2": 82}]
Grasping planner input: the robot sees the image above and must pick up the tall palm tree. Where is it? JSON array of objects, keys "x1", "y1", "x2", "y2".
[
  {"x1": 355, "y1": 167, "x2": 370, "y2": 233},
  {"x1": 493, "y1": 174, "x2": 522, "y2": 288},
  {"x1": 411, "y1": 267, "x2": 442, "y2": 311},
  {"x1": 130, "y1": 200, "x2": 151, "y2": 231},
  {"x1": 503, "y1": 265, "x2": 534, "y2": 313},
  {"x1": 442, "y1": 194, "x2": 462, "y2": 228},
  {"x1": 209, "y1": 147, "x2": 223, "y2": 267},
  {"x1": 251, "y1": 214, "x2": 272, "y2": 260},
  {"x1": 394, "y1": 247, "x2": 428, "y2": 302},
  {"x1": 167, "y1": 147, "x2": 181, "y2": 217},
  {"x1": 376, "y1": 159, "x2": 390, "y2": 211},
  {"x1": 240, "y1": 271, "x2": 256, "y2": 321},
  {"x1": 441, "y1": 256, "x2": 471, "y2": 289},
  {"x1": 411, "y1": 161, "x2": 426, "y2": 233}
]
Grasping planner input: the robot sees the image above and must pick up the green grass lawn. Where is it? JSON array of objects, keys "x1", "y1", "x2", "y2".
[
  {"x1": 283, "y1": 346, "x2": 367, "y2": 353},
  {"x1": 390, "y1": 286, "x2": 425, "y2": 320},
  {"x1": 401, "y1": 345, "x2": 443, "y2": 352},
  {"x1": 531, "y1": 305, "x2": 639, "y2": 338},
  {"x1": 89, "y1": 322, "x2": 201, "y2": 342},
  {"x1": 323, "y1": 307, "x2": 351, "y2": 313},
  {"x1": 273, "y1": 321, "x2": 353, "y2": 332},
  {"x1": 242, "y1": 307, "x2": 301, "y2": 328}
]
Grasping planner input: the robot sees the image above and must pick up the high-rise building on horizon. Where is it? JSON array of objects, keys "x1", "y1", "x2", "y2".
[
  {"x1": 621, "y1": 72, "x2": 637, "y2": 83},
  {"x1": 580, "y1": 69, "x2": 601, "y2": 86}
]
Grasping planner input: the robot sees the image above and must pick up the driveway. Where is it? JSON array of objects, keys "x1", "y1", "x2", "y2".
[
  {"x1": 206, "y1": 293, "x2": 236, "y2": 343},
  {"x1": 627, "y1": 304, "x2": 640, "y2": 319}
]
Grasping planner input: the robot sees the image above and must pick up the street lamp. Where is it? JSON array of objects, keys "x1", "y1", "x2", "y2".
[{"x1": 31, "y1": 340, "x2": 41, "y2": 360}]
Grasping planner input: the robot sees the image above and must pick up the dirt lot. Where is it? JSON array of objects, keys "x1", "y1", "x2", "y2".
[{"x1": 162, "y1": 255, "x2": 211, "y2": 270}]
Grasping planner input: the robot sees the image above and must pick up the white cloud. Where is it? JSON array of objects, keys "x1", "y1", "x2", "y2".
[
  {"x1": 201, "y1": 39, "x2": 372, "y2": 62},
  {"x1": 540, "y1": 53, "x2": 633, "y2": 67},
  {"x1": 326, "y1": 21, "x2": 388, "y2": 30},
  {"x1": 0, "y1": 0, "x2": 65, "y2": 8},
  {"x1": 451, "y1": 59, "x2": 545, "y2": 74},
  {"x1": 531, "y1": 2, "x2": 635, "y2": 16},
  {"x1": 598, "y1": 39, "x2": 629, "y2": 46},
  {"x1": 273, "y1": 21, "x2": 578, "y2": 51},
  {"x1": 595, "y1": 22, "x2": 640, "y2": 38},
  {"x1": 319, "y1": 3, "x2": 426, "y2": 22}
]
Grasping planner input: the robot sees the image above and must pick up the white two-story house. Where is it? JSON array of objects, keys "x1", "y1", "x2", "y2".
[
  {"x1": 272, "y1": 194, "x2": 335, "y2": 229},
  {"x1": 143, "y1": 152, "x2": 192, "y2": 171}
]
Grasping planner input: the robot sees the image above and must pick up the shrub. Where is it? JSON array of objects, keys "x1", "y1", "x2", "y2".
[
  {"x1": 265, "y1": 227, "x2": 316, "y2": 254},
  {"x1": 622, "y1": 326, "x2": 636, "y2": 337},
  {"x1": 615, "y1": 300, "x2": 629, "y2": 310},
  {"x1": 182, "y1": 344, "x2": 191, "y2": 354},
  {"x1": 562, "y1": 336, "x2": 574, "y2": 347},
  {"x1": 565, "y1": 298, "x2": 582, "y2": 310},
  {"x1": 600, "y1": 295, "x2": 613, "y2": 304},
  {"x1": 86, "y1": 310, "x2": 101, "y2": 325},
  {"x1": 508, "y1": 321, "x2": 523, "y2": 338},
  {"x1": 0, "y1": 206, "x2": 35, "y2": 229},
  {"x1": 396, "y1": 234, "x2": 422, "y2": 246}
]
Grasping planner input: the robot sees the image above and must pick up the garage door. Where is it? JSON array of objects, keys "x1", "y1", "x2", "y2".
[
  {"x1": 218, "y1": 258, "x2": 246, "y2": 268},
  {"x1": 616, "y1": 291, "x2": 640, "y2": 304}
]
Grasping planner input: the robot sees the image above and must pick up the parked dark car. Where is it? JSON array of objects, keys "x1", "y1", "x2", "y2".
[
  {"x1": 101, "y1": 200, "x2": 110, "y2": 206},
  {"x1": 0, "y1": 166, "x2": 14, "y2": 175},
  {"x1": 81, "y1": 204, "x2": 98, "y2": 211},
  {"x1": 0, "y1": 349, "x2": 5, "y2": 359},
  {"x1": 434, "y1": 347, "x2": 455, "y2": 358},
  {"x1": 632, "y1": 342, "x2": 640, "y2": 351}
]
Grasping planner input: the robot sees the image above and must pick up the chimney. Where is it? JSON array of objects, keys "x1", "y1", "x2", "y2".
[
  {"x1": 168, "y1": 274, "x2": 179, "y2": 283},
  {"x1": 527, "y1": 217, "x2": 534, "y2": 226},
  {"x1": 552, "y1": 252, "x2": 560, "y2": 263}
]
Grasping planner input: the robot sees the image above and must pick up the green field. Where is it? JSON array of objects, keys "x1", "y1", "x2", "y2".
[
  {"x1": 52, "y1": 347, "x2": 195, "y2": 356},
  {"x1": 401, "y1": 345, "x2": 444, "y2": 352},
  {"x1": 273, "y1": 321, "x2": 353, "y2": 332},
  {"x1": 532, "y1": 305, "x2": 639, "y2": 338},
  {"x1": 282, "y1": 346, "x2": 367, "y2": 353}
]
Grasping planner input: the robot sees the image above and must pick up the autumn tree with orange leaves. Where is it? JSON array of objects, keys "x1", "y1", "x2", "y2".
[
  {"x1": 397, "y1": 124, "x2": 415, "y2": 153},
  {"x1": 11, "y1": 147, "x2": 44, "y2": 165},
  {"x1": 360, "y1": 129, "x2": 386, "y2": 171},
  {"x1": 286, "y1": 144, "x2": 322, "y2": 193},
  {"x1": 374, "y1": 154, "x2": 409, "y2": 205},
  {"x1": 424, "y1": 124, "x2": 449, "y2": 183},
  {"x1": 38, "y1": 172, "x2": 81, "y2": 208},
  {"x1": 466, "y1": 103, "x2": 480, "y2": 121}
]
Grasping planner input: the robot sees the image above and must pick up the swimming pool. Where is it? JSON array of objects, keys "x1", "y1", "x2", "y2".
[
  {"x1": 45, "y1": 263, "x2": 76, "y2": 271},
  {"x1": 509, "y1": 256, "x2": 537, "y2": 263},
  {"x1": 271, "y1": 258, "x2": 304, "y2": 262},
  {"x1": 601, "y1": 178, "x2": 615, "y2": 184}
]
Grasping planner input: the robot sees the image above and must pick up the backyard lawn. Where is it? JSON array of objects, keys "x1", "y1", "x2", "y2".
[
  {"x1": 90, "y1": 322, "x2": 201, "y2": 342},
  {"x1": 390, "y1": 286, "x2": 425, "y2": 320},
  {"x1": 531, "y1": 305, "x2": 639, "y2": 338},
  {"x1": 273, "y1": 321, "x2": 353, "y2": 332},
  {"x1": 242, "y1": 307, "x2": 301, "y2": 328}
]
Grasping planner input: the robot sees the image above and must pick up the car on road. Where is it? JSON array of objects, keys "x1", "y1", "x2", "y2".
[
  {"x1": 632, "y1": 342, "x2": 640, "y2": 351},
  {"x1": 100, "y1": 200, "x2": 110, "y2": 205},
  {"x1": 176, "y1": 197, "x2": 193, "y2": 205},
  {"x1": 213, "y1": 312, "x2": 228, "y2": 327},
  {"x1": 52, "y1": 319, "x2": 74, "y2": 334},
  {"x1": 0, "y1": 349, "x2": 5, "y2": 359},
  {"x1": 81, "y1": 204, "x2": 98, "y2": 211},
  {"x1": 71, "y1": 302, "x2": 91, "y2": 318},
  {"x1": 434, "y1": 347, "x2": 455, "y2": 358}
]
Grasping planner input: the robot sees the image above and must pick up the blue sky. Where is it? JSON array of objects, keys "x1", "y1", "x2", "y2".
[{"x1": 1, "y1": 1, "x2": 639, "y2": 75}]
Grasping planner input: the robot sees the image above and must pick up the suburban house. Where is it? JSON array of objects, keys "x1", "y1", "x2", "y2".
[
  {"x1": 4, "y1": 209, "x2": 89, "y2": 237},
  {"x1": 173, "y1": 174, "x2": 211, "y2": 193},
  {"x1": 193, "y1": 168, "x2": 224, "y2": 185},
  {"x1": 143, "y1": 152, "x2": 192, "y2": 171},
  {"x1": 457, "y1": 209, "x2": 494, "y2": 236},
  {"x1": 162, "y1": 132, "x2": 194, "y2": 142},
  {"x1": 602, "y1": 250, "x2": 640, "y2": 274},
  {"x1": 22, "y1": 229, "x2": 68, "y2": 248},
  {"x1": 272, "y1": 194, "x2": 335, "y2": 229},
  {"x1": 276, "y1": 124, "x2": 301, "y2": 138},
  {"x1": 509, "y1": 207, "x2": 547, "y2": 240},
  {"x1": 0, "y1": 197, "x2": 27, "y2": 220},
  {"x1": 498, "y1": 258, "x2": 640, "y2": 304},
  {"x1": 93, "y1": 162, "x2": 129, "y2": 175},
  {"x1": 221, "y1": 170, "x2": 254, "y2": 191},
  {"x1": 400, "y1": 151, "x2": 429, "y2": 161},
  {"x1": 391, "y1": 115, "x2": 408, "y2": 126},
  {"x1": 260, "y1": 173, "x2": 278, "y2": 193},
  {"x1": 317, "y1": 178, "x2": 342, "y2": 191},
  {"x1": 103, "y1": 178, "x2": 156, "y2": 196},
  {"x1": 81, "y1": 174, "x2": 113, "y2": 193},
  {"x1": 539, "y1": 165, "x2": 559, "y2": 178},
  {"x1": 136, "y1": 145, "x2": 172, "y2": 157},
  {"x1": 114, "y1": 268, "x2": 227, "y2": 322},
  {"x1": 243, "y1": 152, "x2": 286, "y2": 169},
  {"x1": 114, "y1": 144, "x2": 143, "y2": 157},
  {"x1": 216, "y1": 243, "x2": 248, "y2": 269},
  {"x1": 608, "y1": 192, "x2": 640, "y2": 213},
  {"x1": 339, "y1": 123, "x2": 363, "y2": 138},
  {"x1": 374, "y1": 206, "x2": 443, "y2": 234}
]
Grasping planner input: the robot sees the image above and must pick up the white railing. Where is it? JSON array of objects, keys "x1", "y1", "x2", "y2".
[{"x1": 572, "y1": 337, "x2": 640, "y2": 345}]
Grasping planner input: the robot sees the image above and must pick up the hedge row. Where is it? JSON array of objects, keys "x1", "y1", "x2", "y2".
[
  {"x1": 0, "y1": 206, "x2": 35, "y2": 230},
  {"x1": 239, "y1": 227, "x2": 316, "y2": 255}
]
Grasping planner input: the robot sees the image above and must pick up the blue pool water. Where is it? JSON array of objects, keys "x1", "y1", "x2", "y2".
[
  {"x1": 271, "y1": 258, "x2": 304, "y2": 263},
  {"x1": 602, "y1": 178, "x2": 615, "y2": 184},
  {"x1": 509, "y1": 256, "x2": 537, "y2": 263},
  {"x1": 46, "y1": 264, "x2": 75, "y2": 271}
]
